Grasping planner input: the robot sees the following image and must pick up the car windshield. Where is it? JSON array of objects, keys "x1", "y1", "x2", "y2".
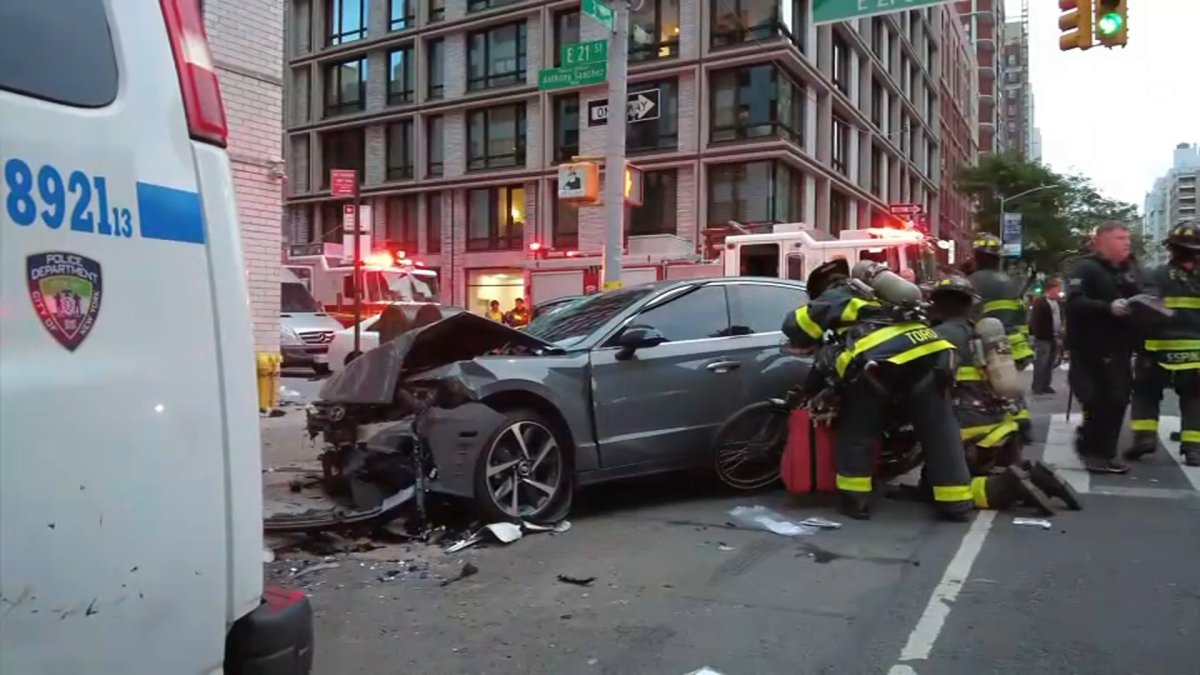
[
  {"x1": 525, "y1": 287, "x2": 655, "y2": 348},
  {"x1": 380, "y1": 272, "x2": 439, "y2": 303},
  {"x1": 281, "y1": 282, "x2": 322, "y2": 313}
]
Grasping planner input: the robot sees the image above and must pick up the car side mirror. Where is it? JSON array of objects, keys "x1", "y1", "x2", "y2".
[{"x1": 615, "y1": 325, "x2": 667, "y2": 360}]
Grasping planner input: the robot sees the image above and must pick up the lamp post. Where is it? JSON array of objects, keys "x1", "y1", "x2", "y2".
[{"x1": 997, "y1": 183, "x2": 1056, "y2": 234}]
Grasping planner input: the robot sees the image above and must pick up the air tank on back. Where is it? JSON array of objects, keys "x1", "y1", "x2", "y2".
[
  {"x1": 851, "y1": 261, "x2": 923, "y2": 305},
  {"x1": 975, "y1": 316, "x2": 1023, "y2": 399}
]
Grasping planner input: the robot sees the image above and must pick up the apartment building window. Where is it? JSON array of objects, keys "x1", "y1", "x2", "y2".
[
  {"x1": 390, "y1": 0, "x2": 414, "y2": 30},
  {"x1": 319, "y1": 202, "x2": 344, "y2": 241},
  {"x1": 870, "y1": 79, "x2": 883, "y2": 128},
  {"x1": 829, "y1": 191, "x2": 848, "y2": 235},
  {"x1": 627, "y1": 80, "x2": 678, "y2": 153},
  {"x1": 871, "y1": 148, "x2": 883, "y2": 197},
  {"x1": 707, "y1": 161, "x2": 800, "y2": 227},
  {"x1": 468, "y1": 0, "x2": 519, "y2": 11},
  {"x1": 426, "y1": 193, "x2": 442, "y2": 252},
  {"x1": 553, "y1": 94, "x2": 580, "y2": 162},
  {"x1": 553, "y1": 10, "x2": 580, "y2": 67},
  {"x1": 710, "y1": 64, "x2": 803, "y2": 144},
  {"x1": 711, "y1": 0, "x2": 785, "y2": 47},
  {"x1": 427, "y1": 116, "x2": 444, "y2": 177},
  {"x1": 427, "y1": 38, "x2": 445, "y2": 99},
  {"x1": 468, "y1": 21, "x2": 527, "y2": 91},
  {"x1": 832, "y1": 117, "x2": 849, "y2": 175},
  {"x1": 320, "y1": 128, "x2": 365, "y2": 188},
  {"x1": 629, "y1": 170, "x2": 677, "y2": 236},
  {"x1": 386, "y1": 120, "x2": 414, "y2": 180},
  {"x1": 385, "y1": 195, "x2": 420, "y2": 250},
  {"x1": 327, "y1": 0, "x2": 368, "y2": 45},
  {"x1": 388, "y1": 47, "x2": 415, "y2": 105},
  {"x1": 467, "y1": 104, "x2": 527, "y2": 170},
  {"x1": 324, "y1": 57, "x2": 366, "y2": 116},
  {"x1": 552, "y1": 182, "x2": 579, "y2": 248},
  {"x1": 467, "y1": 185, "x2": 525, "y2": 250},
  {"x1": 832, "y1": 33, "x2": 850, "y2": 95},
  {"x1": 871, "y1": 18, "x2": 884, "y2": 56},
  {"x1": 429, "y1": 0, "x2": 445, "y2": 22},
  {"x1": 629, "y1": 0, "x2": 680, "y2": 61}
]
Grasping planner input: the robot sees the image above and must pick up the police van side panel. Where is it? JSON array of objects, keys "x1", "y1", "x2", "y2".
[{"x1": 0, "y1": 2, "x2": 263, "y2": 673}]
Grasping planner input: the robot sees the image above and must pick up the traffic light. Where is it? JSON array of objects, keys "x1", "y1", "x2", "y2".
[
  {"x1": 1058, "y1": 0, "x2": 1094, "y2": 51},
  {"x1": 1094, "y1": 0, "x2": 1127, "y2": 48}
]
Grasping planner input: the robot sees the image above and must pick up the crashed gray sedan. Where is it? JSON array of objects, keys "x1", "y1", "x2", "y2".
[{"x1": 311, "y1": 277, "x2": 811, "y2": 522}]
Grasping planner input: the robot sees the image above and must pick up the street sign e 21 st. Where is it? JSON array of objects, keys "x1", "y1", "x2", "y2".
[
  {"x1": 587, "y1": 89, "x2": 661, "y2": 127},
  {"x1": 812, "y1": 0, "x2": 954, "y2": 25},
  {"x1": 561, "y1": 39, "x2": 607, "y2": 66}
]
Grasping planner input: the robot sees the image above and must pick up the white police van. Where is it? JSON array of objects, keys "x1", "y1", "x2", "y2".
[{"x1": 0, "y1": 2, "x2": 312, "y2": 673}]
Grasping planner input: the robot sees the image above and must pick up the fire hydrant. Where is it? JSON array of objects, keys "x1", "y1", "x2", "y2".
[{"x1": 256, "y1": 352, "x2": 282, "y2": 412}]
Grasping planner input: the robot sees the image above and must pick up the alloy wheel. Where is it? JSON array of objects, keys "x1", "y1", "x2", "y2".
[{"x1": 484, "y1": 421, "x2": 564, "y2": 519}]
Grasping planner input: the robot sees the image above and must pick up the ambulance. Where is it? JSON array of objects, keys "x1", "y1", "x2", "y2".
[
  {"x1": 284, "y1": 242, "x2": 440, "y2": 326},
  {"x1": 1, "y1": 2, "x2": 311, "y2": 673}
]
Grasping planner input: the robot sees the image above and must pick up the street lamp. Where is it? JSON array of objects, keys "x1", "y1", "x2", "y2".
[{"x1": 997, "y1": 183, "x2": 1056, "y2": 234}]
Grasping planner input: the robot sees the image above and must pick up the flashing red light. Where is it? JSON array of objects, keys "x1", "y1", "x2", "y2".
[
  {"x1": 395, "y1": 250, "x2": 407, "y2": 259},
  {"x1": 529, "y1": 241, "x2": 544, "y2": 252},
  {"x1": 398, "y1": 258, "x2": 414, "y2": 266},
  {"x1": 566, "y1": 250, "x2": 581, "y2": 258},
  {"x1": 414, "y1": 261, "x2": 426, "y2": 267}
]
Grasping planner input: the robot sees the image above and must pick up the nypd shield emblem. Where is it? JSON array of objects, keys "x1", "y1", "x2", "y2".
[{"x1": 26, "y1": 252, "x2": 104, "y2": 352}]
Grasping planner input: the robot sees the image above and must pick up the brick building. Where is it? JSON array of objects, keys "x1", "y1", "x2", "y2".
[
  {"x1": 956, "y1": 0, "x2": 1006, "y2": 154},
  {"x1": 203, "y1": 0, "x2": 286, "y2": 353},
  {"x1": 283, "y1": 1, "x2": 963, "y2": 311},
  {"x1": 938, "y1": 5, "x2": 979, "y2": 258}
]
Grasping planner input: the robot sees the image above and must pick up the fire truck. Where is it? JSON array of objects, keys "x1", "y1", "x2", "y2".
[
  {"x1": 284, "y1": 242, "x2": 440, "y2": 326},
  {"x1": 525, "y1": 221, "x2": 947, "y2": 304}
]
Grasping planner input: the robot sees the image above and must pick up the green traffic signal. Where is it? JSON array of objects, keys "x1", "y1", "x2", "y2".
[{"x1": 1097, "y1": 12, "x2": 1123, "y2": 36}]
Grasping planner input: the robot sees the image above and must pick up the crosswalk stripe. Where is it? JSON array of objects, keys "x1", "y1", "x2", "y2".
[
  {"x1": 1155, "y1": 416, "x2": 1200, "y2": 492},
  {"x1": 1042, "y1": 413, "x2": 1091, "y2": 495}
]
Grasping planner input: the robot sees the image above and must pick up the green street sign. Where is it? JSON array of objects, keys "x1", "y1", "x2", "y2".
[
  {"x1": 581, "y1": 0, "x2": 614, "y2": 29},
  {"x1": 538, "y1": 62, "x2": 607, "y2": 91},
  {"x1": 812, "y1": 0, "x2": 954, "y2": 25},
  {"x1": 561, "y1": 39, "x2": 607, "y2": 66}
]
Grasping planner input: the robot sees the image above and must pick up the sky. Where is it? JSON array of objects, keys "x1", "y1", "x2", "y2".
[{"x1": 1012, "y1": 0, "x2": 1199, "y2": 208}]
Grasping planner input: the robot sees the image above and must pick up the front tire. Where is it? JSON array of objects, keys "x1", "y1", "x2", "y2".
[
  {"x1": 713, "y1": 401, "x2": 790, "y2": 490},
  {"x1": 473, "y1": 409, "x2": 573, "y2": 523}
]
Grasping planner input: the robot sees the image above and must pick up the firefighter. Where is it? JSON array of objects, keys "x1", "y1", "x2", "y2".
[
  {"x1": 781, "y1": 259, "x2": 974, "y2": 522},
  {"x1": 929, "y1": 276, "x2": 1080, "y2": 512},
  {"x1": 967, "y1": 233, "x2": 1034, "y2": 441},
  {"x1": 1128, "y1": 221, "x2": 1200, "y2": 466}
]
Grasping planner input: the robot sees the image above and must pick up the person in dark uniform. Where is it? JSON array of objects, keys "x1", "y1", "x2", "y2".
[
  {"x1": 967, "y1": 233, "x2": 1034, "y2": 441},
  {"x1": 1066, "y1": 221, "x2": 1143, "y2": 473},
  {"x1": 782, "y1": 259, "x2": 975, "y2": 522},
  {"x1": 1127, "y1": 221, "x2": 1200, "y2": 466}
]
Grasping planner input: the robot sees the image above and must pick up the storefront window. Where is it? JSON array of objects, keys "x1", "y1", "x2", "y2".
[{"x1": 468, "y1": 269, "x2": 524, "y2": 318}]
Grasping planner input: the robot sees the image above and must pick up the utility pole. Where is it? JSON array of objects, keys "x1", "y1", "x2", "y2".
[{"x1": 601, "y1": 1, "x2": 628, "y2": 290}]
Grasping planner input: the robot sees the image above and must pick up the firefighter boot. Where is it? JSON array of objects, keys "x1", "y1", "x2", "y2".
[
  {"x1": 838, "y1": 491, "x2": 872, "y2": 520},
  {"x1": 1024, "y1": 460, "x2": 1083, "y2": 511},
  {"x1": 1124, "y1": 433, "x2": 1157, "y2": 462},
  {"x1": 1184, "y1": 448, "x2": 1200, "y2": 468},
  {"x1": 982, "y1": 466, "x2": 1056, "y2": 516},
  {"x1": 935, "y1": 500, "x2": 973, "y2": 523}
]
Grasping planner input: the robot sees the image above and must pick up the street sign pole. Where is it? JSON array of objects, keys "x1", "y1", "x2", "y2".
[
  {"x1": 602, "y1": 1, "x2": 627, "y2": 290},
  {"x1": 352, "y1": 196, "x2": 362, "y2": 356}
]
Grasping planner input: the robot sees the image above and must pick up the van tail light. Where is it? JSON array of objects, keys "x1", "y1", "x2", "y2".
[{"x1": 160, "y1": 0, "x2": 229, "y2": 147}]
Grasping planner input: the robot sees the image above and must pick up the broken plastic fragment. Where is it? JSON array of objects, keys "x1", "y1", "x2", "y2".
[
  {"x1": 1012, "y1": 517, "x2": 1053, "y2": 529},
  {"x1": 728, "y1": 506, "x2": 820, "y2": 537},
  {"x1": 556, "y1": 574, "x2": 596, "y2": 587},
  {"x1": 684, "y1": 668, "x2": 725, "y2": 675},
  {"x1": 799, "y1": 517, "x2": 843, "y2": 529},
  {"x1": 484, "y1": 522, "x2": 523, "y2": 544}
]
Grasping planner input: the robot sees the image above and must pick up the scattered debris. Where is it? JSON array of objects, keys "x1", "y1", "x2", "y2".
[
  {"x1": 443, "y1": 519, "x2": 571, "y2": 552},
  {"x1": 1012, "y1": 517, "x2": 1053, "y2": 530},
  {"x1": 484, "y1": 522, "x2": 523, "y2": 544},
  {"x1": 263, "y1": 548, "x2": 276, "y2": 564},
  {"x1": 717, "y1": 543, "x2": 734, "y2": 552},
  {"x1": 799, "y1": 516, "x2": 843, "y2": 530},
  {"x1": 728, "y1": 506, "x2": 821, "y2": 537},
  {"x1": 293, "y1": 562, "x2": 340, "y2": 578},
  {"x1": 685, "y1": 668, "x2": 724, "y2": 675},
  {"x1": 439, "y1": 562, "x2": 479, "y2": 587},
  {"x1": 556, "y1": 574, "x2": 596, "y2": 587},
  {"x1": 522, "y1": 520, "x2": 572, "y2": 534}
]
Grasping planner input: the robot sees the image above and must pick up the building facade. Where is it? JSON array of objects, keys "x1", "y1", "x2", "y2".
[
  {"x1": 1000, "y1": 18, "x2": 1032, "y2": 158},
  {"x1": 956, "y1": 0, "x2": 1006, "y2": 154},
  {"x1": 283, "y1": 0, "x2": 955, "y2": 312},
  {"x1": 938, "y1": 4, "x2": 979, "y2": 259},
  {"x1": 1143, "y1": 143, "x2": 1200, "y2": 266},
  {"x1": 203, "y1": 0, "x2": 287, "y2": 352}
]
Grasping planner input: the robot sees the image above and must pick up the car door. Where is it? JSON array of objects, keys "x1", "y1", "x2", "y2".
[
  {"x1": 590, "y1": 284, "x2": 748, "y2": 469},
  {"x1": 726, "y1": 282, "x2": 813, "y2": 403}
]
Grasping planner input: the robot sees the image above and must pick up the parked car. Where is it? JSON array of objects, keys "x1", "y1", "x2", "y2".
[
  {"x1": 281, "y1": 268, "x2": 344, "y2": 374},
  {"x1": 314, "y1": 278, "x2": 811, "y2": 522},
  {"x1": 327, "y1": 303, "x2": 464, "y2": 373}
]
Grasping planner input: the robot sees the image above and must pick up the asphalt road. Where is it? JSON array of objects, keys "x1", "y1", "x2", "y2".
[{"x1": 277, "y1": 366, "x2": 1200, "y2": 675}]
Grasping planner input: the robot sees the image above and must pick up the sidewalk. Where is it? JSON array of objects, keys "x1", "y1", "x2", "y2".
[{"x1": 260, "y1": 406, "x2": 327, "y2": 518}]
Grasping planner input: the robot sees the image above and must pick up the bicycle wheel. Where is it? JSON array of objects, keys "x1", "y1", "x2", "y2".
[{"x1": 713, "y1": 400, "x2": 791, "y2": 490}]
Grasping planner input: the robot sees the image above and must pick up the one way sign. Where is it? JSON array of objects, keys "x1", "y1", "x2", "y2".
[{"x1": 587, "y1": 88, "x2": 661, "y2": 127}]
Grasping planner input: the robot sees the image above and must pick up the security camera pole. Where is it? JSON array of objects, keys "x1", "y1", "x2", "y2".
[{"x1": 601, "y1": 0, "x2": 628, "y2": 290}]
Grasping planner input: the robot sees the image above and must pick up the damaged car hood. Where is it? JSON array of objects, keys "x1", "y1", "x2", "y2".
[{"x1": 319, "y1": 312, "x2": 562, "y2": 404}]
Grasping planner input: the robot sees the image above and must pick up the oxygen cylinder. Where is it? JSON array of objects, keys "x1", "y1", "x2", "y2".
[
  {"x1": 975, "y1": 317, "x2": 1022, "y2": 399},
  {"x1": 851, "y1": 261, "x2": 923, "y2": 305}
]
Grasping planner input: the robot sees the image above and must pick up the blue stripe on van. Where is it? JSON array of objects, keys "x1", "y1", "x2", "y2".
[{"x1": 135, "y1": 182, "x2": 206, "y2": 244}]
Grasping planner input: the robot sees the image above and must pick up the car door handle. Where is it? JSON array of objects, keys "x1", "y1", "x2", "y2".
[{"x1": 706, "y1": 360, "x2": 741, "y2": 373}]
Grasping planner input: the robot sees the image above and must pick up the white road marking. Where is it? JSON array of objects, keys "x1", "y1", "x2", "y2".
[
  {"x1": 1157, "y1": 416, "x2": 1200, "y2": 492},
  {"x1": 1042, "y1": 413, "x2": 1091, "y2": 495},
  {"x1": 891, "y1": 511, "x2": 997, "y2": 668}
]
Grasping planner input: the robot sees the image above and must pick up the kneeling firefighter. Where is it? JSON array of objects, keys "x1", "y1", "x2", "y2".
[
  {"x1": 1129, "y1": 221, "x2": 1200, "y2": 466},
  {"x1": 782, "y1": 259, "x2": 974, "y2": 522},
  {"x1": 928, "y1": 276, "x2": 1081, "y2": 512},
  {"x1": 968, "y1": 233, "x2": 1033, "y2": 440}
]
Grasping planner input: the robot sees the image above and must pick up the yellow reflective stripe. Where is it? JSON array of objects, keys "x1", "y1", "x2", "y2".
[
  {"x1": 841, "y1": 297, "x2": 881, "y2": 323},
  {"x1": 836, "y1": 474, "x2": 872, "y2": 492},
  {"x1": 1130, "y1": 419, "x2": 1159, "y2": 432},
  {"x1": 1145, "y1": 339, "x2": 1200, "y2": 351},
  {"x1": 1009, "y1": 333, "x2": 1034, "y2": 359},
  {"x1": 971, "y1": 476, "x2": 990, "y2": 509},
  {"x1": 834, "y1": 322, "x2": 928, "y2": 377},
  {"x1": 933, "y1": 484, "x2": 973, "y2": 503},
  {"x1": 1159, "y1": 362, "x2": 1200, "y2": 371},
  {"x1": 888, "y1": 339, "x2": 955, "y2": 366},
  {"x1": 1164, "y1": 296, "x2": 1200, "y2": 310},
  {"x1": 983, "y1": 299, "x2": 1023, "y2": 313},
  {"x1": 978, "y1": 419, "x2": 1019, "y2": 448},
  {"x1": 961, "y1": 424, "x2": 994, "y2": 441},
  {"x1": 1013, "y1": 408, "x2": 1030, "y2": 421},
  {"x1": 956, "y1": 366, "x2": 985, "y2": 381},
  {"x1": 1182, "y1": 431, "x2": 1200, "y2": 443},
  {"x1": 793, "y1": 306, "x2": 823, "y2": 340},
  {"x1": 1017, "y1": 325, "x2": 1030, "y2": 335}
]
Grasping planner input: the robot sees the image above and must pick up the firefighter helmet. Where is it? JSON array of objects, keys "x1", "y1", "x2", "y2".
[
  {"x1": 1166, "y1": 221, "x2": 1200, "y2": 251},
  {"x1": 971, "y1": 233, "x2": 1003, "y2": 256},
  {"x1": 806, "y1": 258, "x2": 850, "y2": 298},
  {"x1": 930, "y1": 275, "x2": 980, "y2": 303}
]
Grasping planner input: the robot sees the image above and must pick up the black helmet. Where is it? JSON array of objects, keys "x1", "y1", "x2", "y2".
[
  {"x1": 1166, "y1": 222, "x2": 1200, "y2": 251},
  {"x1": 806, "y1": 258, "x2": 850, "y2": 298},
  {"x1": 971, "y1": 233, "x2": 1003, "y2": 256},
  {"x1": 930, "y1": 275, "x2": 980, "y2": 303}
]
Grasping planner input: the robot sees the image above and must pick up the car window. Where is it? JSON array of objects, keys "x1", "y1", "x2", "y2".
[
  {"x1": 634, "y1": 286, "x2": 730, "y2": 342},
  {"x1": 0, "y1": 1, "x2": 119, "y2": 107},
  {"x1": 527, "y1": 287, "x2": 655, "y2": 348},
  {"x1": 728, "y1": 284, "x2": 809, "y2": 335}
]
